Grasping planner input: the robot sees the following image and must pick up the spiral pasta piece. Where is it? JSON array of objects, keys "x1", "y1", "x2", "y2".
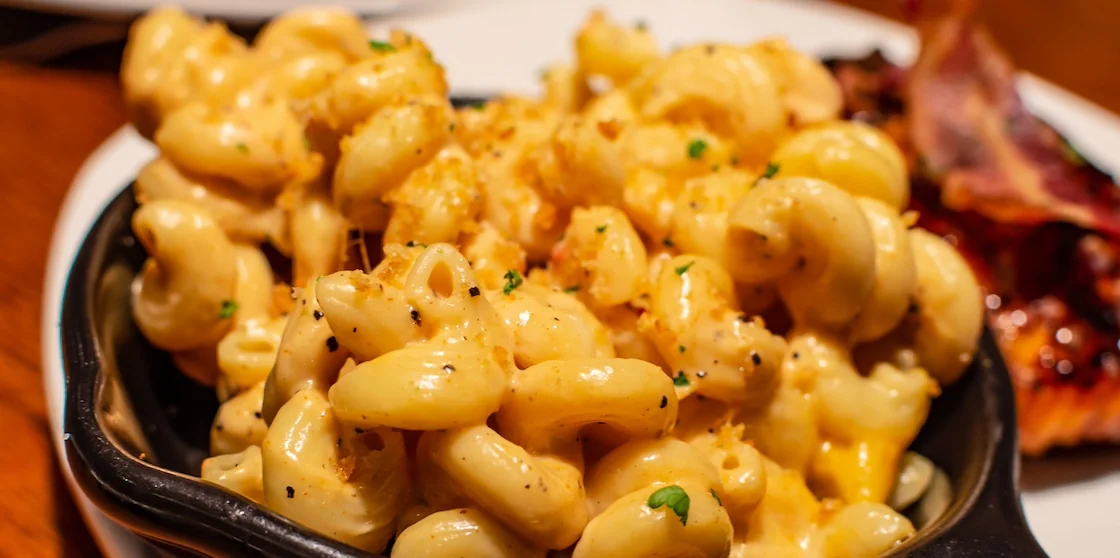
[
  {"x1": 421, "y1": 425, "x2": 588, "y2": 550},
  {"x1": 583, "y1": 438, "x2": 720, "y2": 516},
  {"x1": 392, "y1": 508, "x2": 546, "y2": 558},
  {"x1": 332, "y1": 96, "x2": 454, "y2": 229},
  {"x1": 574, "y1": 10, "x2": 660, "y2": 86},
  {"x1": 289, "y1": 187, "x2": 347, "y2": 287},
  {"x1": 790, "y1": 331, "x2": 935, "y2": 503},
  {"x1": 330, "y1": 341, "x2": 509, "y2": 430},
  {"x1": 131, "y1": 200, "x2": 238, "y2": 351},
  {"x1": 253, "y1": 7, "x2": 370, "y2": 61},
  {"x1": 848, "y1": 198, "x2": 918, "y2": 344},
  {"x1": 576, "y1": 439, "x2": 731, "y2": 558},
  {"x1": 726, "y1": 177, "x2": 876, "y2": 329},
  {"x1": 669, "y1": 169, "x2": 755, "y2": 266},
  {"x1": 216, "y1": 316, "x2": 285, "y2": 401},
  {"x1": 262, "y1": 390, "x2": 409, "y2": 552},
  {"x1": 745, "y1": 39, "x2": 842, "y2": 127},
  {"x1": 641, "y1": 255, "x2": 786, "y2": 405},
  {"x1": 155, "y1": 98, "x2": 318, "y2": 192},
  {"x1": 134, "y1": 158, "x2": 287, "y2": 246},
  {"x1": 309, "y1": 35, "x2": 448, "y2": 137},
  {"x1": 491, "y1": 283, "x2": 615, "y2": 368},
  {"x1": 907, "y1": 228, "x2": 984, "y2": 384},
  {"x1": 769, "y1": 121, "x2": 909, "y2": 209},
  {"x1": 261, "y1": 278, "x2": 349, "y2": 424},
  {"x1": 121, "y1": 7, "x2": 252, "y2": 138},
  {"x1": 200, "y1": 445, "x2": 264, "y2": 503},
  {"x1": 689, "y1": 426, "x2": 768, "y2": 523},
  {"x1": 460, "y1": 222, "x2": 528, "y2": 291},
  {"x1": 496, "y1": 358, "x2": 678, "y2": 457},
  {"x1": 383, "y1": 144, "x2": 482, "y2": 246},
  {"x1": 548, "y1": 206, "x2": 648, "y2": 308},
  {"x1": 211, "y1": 381, "x2": 267, "y2": 455},
  {"x1": 328, "y1": 244, "x2": 512, "y2": 429},
  {"x1": 630, "y1": 43, "x2": 787, "y2": 165}
]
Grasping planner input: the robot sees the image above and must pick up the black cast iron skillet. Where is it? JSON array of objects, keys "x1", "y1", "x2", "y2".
[{"x1": 62, "y1": 187, "x2": 1049, "y2": 556}]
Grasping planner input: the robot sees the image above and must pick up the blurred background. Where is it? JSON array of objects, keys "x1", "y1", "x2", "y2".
[{"x1": 1, "y1": 0, "x2": 1117, "y2": 555}]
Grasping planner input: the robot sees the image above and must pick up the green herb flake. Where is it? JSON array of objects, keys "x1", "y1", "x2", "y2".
[
  {"x1": 687, "y1": 139, "x2": 708, "y2": 160},
  {"x1": 710, "y1": 489, "x2": 722, "y2": 506},
  {"x1": 449, "y1": 123, "x2": 457, "y2": 132},
  {"x1": 762, "y1": 161, "x2": 780, "y2": 179},
  {"x1": 648, "y1": 485, "x2": 690, "y2": 525},
  {"x1": 678, "y1": 345, "x2": 686, "y2": 353},
  {"x1": 564, "y1": 285, "x2": 581, "y2": 294},
  {"x1": 674, "y1": 261, "x2": 695, "y2": 276},
  {"x1": 595, "y1": 225, "x2": 608, "y2": 233},
  {"x1": 730, "y1": 154, "x2": 740, "y2": 167},
  {"x1": 235, "y1": 143, "x2": 249, "y2": 154},
  {"x1": 470, "y1": 101, "x2": 486, "y2": 111},
  {"x1": 752, "y1": 162, "x2": 780, "y2": 186},
  {"x1": 673, "y1": 371, "x2": 690, "y2": 387},
  {"x1": 662, "y1": 237, "x2": 674, "y2": 248},
  {"x1": 502, "y1": 269, "x2": 524, "y2": 295},
  {"x1": 711, "y1": 164, "x2": 720, "y2": 172},
  {"x1": 635, "y1": 20, "x2": 648, "y2": 32},
  {"x1": 218, "y1": 300, "x2": 238, "y2": 320},
  {"x1": 369, "y1": 40, "x2": 397, "y2": 52}
]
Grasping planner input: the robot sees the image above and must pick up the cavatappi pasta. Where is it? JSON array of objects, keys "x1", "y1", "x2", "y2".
[{"x1": 122, "y1": 7, "x2": 983, "y2": 557}]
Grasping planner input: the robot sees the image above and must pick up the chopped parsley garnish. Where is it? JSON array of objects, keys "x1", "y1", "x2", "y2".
[
  {"x1": 674, "y1": 261, "x2": 695, "y2": 275},
  {"x1": 754, "y1": 162, "x2": 780, "y2": 185},
  {"x1": 470, "y1": 101, "x2": 486, "y2": 111},
  {"x1": 711, "y1": 164, "x2": 720, "y2": 172},
  {"x1": 673, "y1": 371, "x2": 690, "y2": 387},
  {"x1": 730, "y1": 154, "x2": 740, "y2": 166},
  {"x1": 710, "y1": 489, "x2": 722, "y2": 506},
  {"x1": 635, "y1": 20, "x2": 648, "y2": 31},
  {"x1": 218, "y1": 300, "x2": 238, "y2": 319},
  {"x1": 662, "y1": 237, "x2": 674, "y2": 248},
  {"x1": 687, "y1": 139, "x2": 708, "y2": 160},
  {"x1": 502, "y1": 269, "x2": 523, "y2": 295},
  {"x1": 678, "y1": 345, "x2": 686, "y2": 353},
  {"x1": 369, "y1": 40, "x2": 396, "y2": 52},
  {"x1": 596, "y1": 225, "x2": 608, "y2": 233},
  {"x1": 648, "y1": 485, "x2": 690, "y2": 525},
  {"x1": 449, "y1": 122, "x2": 456, "y2": 132},
  {"x1": 235, "y1": 143, "x2": 249, "y2": 154},
  {"x1": 564, "y1": 285, "x2": 580, "y2": 294}
]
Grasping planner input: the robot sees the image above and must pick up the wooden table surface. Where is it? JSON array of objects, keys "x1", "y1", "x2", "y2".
[{"x1": 1, "y1": 1, "x2": 1117, "y2": 556}]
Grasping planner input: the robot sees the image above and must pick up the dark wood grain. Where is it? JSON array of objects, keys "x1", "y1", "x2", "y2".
[{"x1": 2, "y1": 2, "x2": 1119, "y2": 555}]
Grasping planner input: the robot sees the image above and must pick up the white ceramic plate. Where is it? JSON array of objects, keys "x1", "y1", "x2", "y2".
[{"x1": 42, "y1": 1, "x2": 1120, "y2": 556}]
